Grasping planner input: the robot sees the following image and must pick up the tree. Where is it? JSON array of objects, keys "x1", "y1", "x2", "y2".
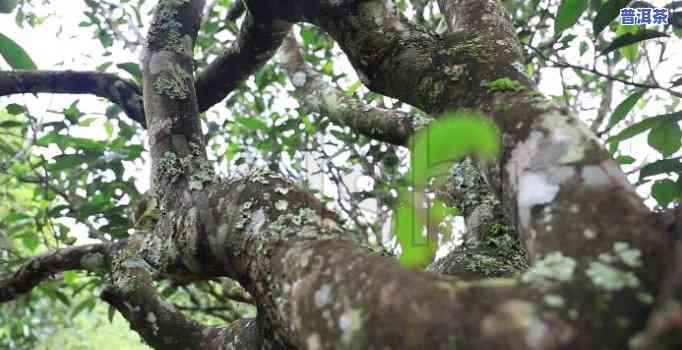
[{"x1": 1, "y1": 0, "x2": 681, "y2": 348}]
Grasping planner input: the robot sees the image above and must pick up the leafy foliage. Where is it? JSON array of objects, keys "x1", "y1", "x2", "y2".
[
  {"x1": 555, "y1": 0, "x2": 589, "y2": 37},
  {"x1": 511, "y1": 0, "x2": 682, "y2": 208},
  {"x1": 0, "y1": 32, "x2": 36, "y2": 69}
]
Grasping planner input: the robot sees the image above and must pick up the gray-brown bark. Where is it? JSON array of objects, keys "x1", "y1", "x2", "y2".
[
  {"x1": 278, "y1": 34, "x2": 416, "y2": 146},
  {"x1": 1, "y1": 0, "x2": 680, "y2": 349},
  {"x1": 0, "y1": 70, "x2": 146, "y2": 126},
  {"x1": 196, "y1": 8, "x2": 291, "y2": 112}
]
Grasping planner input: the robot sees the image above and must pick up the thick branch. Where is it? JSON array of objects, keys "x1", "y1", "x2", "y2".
[
  {"x1": 225, "y1": 0, "x2": 245, "y2": 21},
  {"x1": 195, "y1": 10, "x2": 291, "y2": 112},
  {"x1": 142, "y1": 0, "x2": 208, "y2": 207},
  {"x1": 103, "y1": 288, "x2": 220, "y2": 349},
  {"x1": 0, "y1": 70, "x2": 146, "y2": 126},
  {"x1": 203, "y1": 319, "x2": 262, "y2": 350},
  {"x1": 150, "y1": 172, "x2": 668, "y2": 349},
  {"x1": 101, "y1": 237, "x2": 213, "y2": 350},
  {"x1": 278, "y1": 35, "x2": 415, "y2": 146},
  {"x1": 276, "y1": 0, "x2": 528, "y2": 114},
  {"x1": 139, "y1": 1, "x2": 675, "y2": 347},
  {"x1": 0, "y1": 243, "x2": 107, "y2": 302}
]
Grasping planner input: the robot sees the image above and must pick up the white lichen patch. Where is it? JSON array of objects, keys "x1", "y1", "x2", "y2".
[
  {"x1": 153, "y1": 62, "x2": 192, "y2": 100},
  {"x1": 583, "y1": 228, "x2": 597, "y2": 240},
  {"x1": 586, "y1": 242, "x2": 642, "y2": 291},
  {"x1": 148, "y1": 51, "x2": 175, "y2": 75},
  {"x1": 586, "y1": 261, "x2": 639, "y2": 291},
  {"x1": 275, "y1": 186, "x2": 290, "y2": 195},
  {"x1": 306, "y1": 334, "x2": 322, "y2": 350},
  {"x1": 515, "y1": 169, "x2": 574, "y2": 254},
  {"x1": 581, "y1": 166, "x2": 611, "y2": 186},
  {"x1": 322, "y1": 90, "x2": 339, "y2": 112},
  {"x1": 339, "y1": 308, "x2": 363, "y2": 345},
  {"x1": 444, "y1": 64, "x2": 466, "y2": 81},
  {"x1": 314, "y1": 284, "x2": 332, "y2": 307},
  {"x1": 538, "y1": 107, "x2": 599, "y2": 164},
  {"x1": 275, "y1": 200, "x2": 289, "y2": 211},
  {"x1": 613, "y1": 242, "x2": 642, "y2": 268},
  {"x1": 298, "y1": 248, "x2": 313, "y2": 268},
  {"x1": 517, "y1": 172, "x2": 558, "y2": 209},
  {"x1": 188, "y1": 161, "x2": 215, "y2": 191},
  {"x1": 525, "y1": 317, "x2": 549, "y2": 350},
  {"x1": 522, "y1": 252, "x2": 577, "y2": 284},
  {"x1": 147, "y1": 312, "x2": 159, "y2": 335},
  {"x1": 292, "y1": 71, "x2": 307, "y2": 87},
  {"x1": 636, "y1": 292, "x2": 654, "y2": 305},
  {"x1": 543, "y1": 294, "x2": 565, "y2": 308},
  {"x1": 158, "y1": 151, "x2": 182, "y2": 182},
  {"x1": 80, "y1": 253, "x2": 105, "y2": 272},
  {"x1": 482, "y1": 300, "x2": 535, "y2": 336},
  {"x1": 246, "y1": 209, "x2": 267, "y2": 235}
]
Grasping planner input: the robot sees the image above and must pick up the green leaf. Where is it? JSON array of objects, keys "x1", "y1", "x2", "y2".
[
  {"x1": 651, "y1": 179, "x2": 681, "y2": 207},
  {"x1": 344, "y1": 80, "x2": 363, "y2": 97},
  {"x1": 5, "y1": 103, "x2": 25, "y2": 115},
  {"x1": 104, "y1": 120, "x2": 114, "y2": 138},
  {"x1": 71, "y1": 297, "x2": 96, "y2": 317},
  {"x1": 36, "y1": 132, "x2": 64, "y2": 147},
  {"x1": 0, "y1": 32, "x2": 37, "y2": 70},
  {"x1": 606, "y1": 89, "x2": 647, "y2": 129},
  {"x1": 63, "y1": 100, "x2": 82, "y2": 124},
  {"x1": 593, "y1": 0, "x2": 630, "y2": 37},
  {"x1": 554, "y1": 0, "x2": 589, "y2": 37},
  {"x1": 616, "y1": 155, "x2": 636, "y2": 165},
  {"x1": 0, "y1": 120, "x2": 23, "y2": 128},
  {"x1": 648, "y1": 120, "x2": 682, "y2": 157},
  {"x1": 607, "y1": 115, "x2": 662, "y2": 143},
  {"x1": 322, "y1": 61, "x2": 333, "y2": 75},
  {"x1": 122, "y1": 144, "x2": 144, "y2": 160},
  {"x1": 96, "y1": 61, "x2": 113, "y2": 72},
  {"x1": 108, "y1": 305, "x2": 116, "y2": 323},
  {"x1": 63, "y1": 270, "x2": 77, "y2": 286},
  {"x1": 97, "y1": 29, "x2": 113, "y2": 48},
  {"x1": 21, "y1": 232, "x2": 39, "y2": 251},
  {"x1": 40, "y1": 286, "x2": 71, "y2": 306},
  {"x1": 616, "y1": 24, "x2": 639, "y2": 62},
  {"x1": 78, "y1": 117, "x2": 97, "y2": 127},
  {"x1": 237, "y1": 116, "x2": 269, "y2": 131},
  {"x1": 600, "y1": 29, "x2": 668, "y2": 57},
  {"x1": 300, "y1": 26, "x2": 317, "y2": 46},
  {"x1": 64, "y1": 136, "x2": 104, "y2": 150},
  {"x1": 0, "y1": 0, "x2": 18, "y2": 13},
  {"x1": 117, "y1": 62, "x2": 142, "y2": 81},
  {"x1": 49, "y1": 154, "x2": 91, "y2": 171},
  {"x1": 640, "y1": 159, "x2": 682, "y2": 180}
]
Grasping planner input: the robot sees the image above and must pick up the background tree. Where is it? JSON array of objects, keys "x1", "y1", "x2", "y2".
[{"x1": 0, "y1": 0, "x2": 681, "y2": 349}]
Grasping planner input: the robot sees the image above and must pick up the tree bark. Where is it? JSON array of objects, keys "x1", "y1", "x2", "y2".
[{"x1": 1, "y1": 0, "x2": 680, "y2": 349}]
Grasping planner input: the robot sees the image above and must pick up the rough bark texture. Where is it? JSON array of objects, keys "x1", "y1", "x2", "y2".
[
  {"x1": 195, "y1": 9, "x2": 292, "y2": 112},
  {"x1": 278, "y1": 35, "x2": 416, "y2": 146},
  {"x1": 2, "y1": 0, "x2": 681, "y2": 349},
  {"x1": 0, "y1": 70, "x2": 146, "y2": 126}
]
